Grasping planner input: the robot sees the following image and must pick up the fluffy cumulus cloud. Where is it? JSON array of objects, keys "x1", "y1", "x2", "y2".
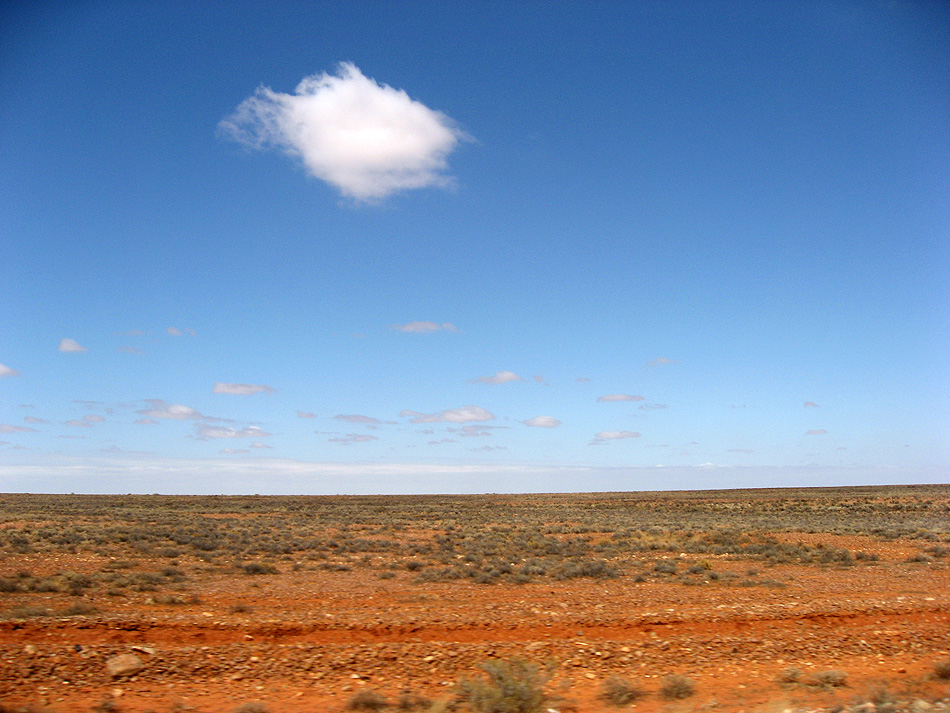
[
  {"x1": 400, "y1": 405, "x2": 494, "y2": 424},
  {"x1": 58, "y1": 338, "x2": 87, "y2": 353},
  {"x1": 0, "y1": 363, "x2": 20, "y2": 377},
  {"x1": 220, "y1": 62, "x2": 466, "y2": 201},
  {"x1": 390, "y1": 321, "x2": 457, "y2": 333},
  {"x1": 597, "y1": 394, "x2": 644, "y2": 402},
  {"x1": 213, "y1": 382, "x2": 275, "y2": 395},
  {"x1": 523, "y1": 415, "x2": 561, "y2": 428},
  {"x1": 470, "y1": 371, "x2": 523, "y2": 385},
  {"x1": 195, "y1": 425, "x2": 271, "y2": 440}
]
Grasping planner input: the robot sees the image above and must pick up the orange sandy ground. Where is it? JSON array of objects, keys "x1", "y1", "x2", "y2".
[{"x1": 1, "y1": 533, "x2": 948, "y2": 712}]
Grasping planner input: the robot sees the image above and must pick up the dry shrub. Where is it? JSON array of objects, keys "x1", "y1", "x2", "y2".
[
  {"x1": 599, "y1": 675, "x2": 645, "y2": 705},
  {"x1": 659, "y1": 674, "x2": 695, "y2": 700},
  {"x1": 456, "y1": 658, "x2": 549, "y2": 713},
  {"x1": 347, "y1": 690, "x2": 388, "y2": 711}
]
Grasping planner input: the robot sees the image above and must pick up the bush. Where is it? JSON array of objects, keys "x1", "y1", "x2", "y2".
[
  {"x1": 777, "y1": 666, "x2": 802, "y2": 684},
  {"x1": 599, "y1": 675, "x2": 644, "y2": 705},
  {"x1": 810, "y1": 670, "x2": 848, "y2": 688},
  {"x1": 241, "y1": 562, "x2": 278, "y2": 575},
  {"x1": 933, "y1": 659, "x2": 950, "y2": 680},
  {"x1": 457, "y1": 658, "x2": 549, "y2": 713},
  {"x1": 659, "y1": 674, "x2": 695, "y2": 700},
  {"x1": 346, "y1": 690, "x2": 388, "y2": 711},
  {"x1": 233, "y1": 704, "x2": 269, "y2": 713}
]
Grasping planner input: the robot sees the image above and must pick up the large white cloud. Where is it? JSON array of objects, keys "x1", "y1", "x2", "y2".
[
  {"x1": 213, "y1": 382, "x2": 275, "y2": 395},
  {"x1": 58, "y1": 338, "x2": 88, "y2": 353},
  {"x1": 400, "y1": 405, "x2": 494, "y2": 424},
  {"x1": 220, "y1": 62, "x2": 467, "y2": 201},
  {"x1": 0, "y1": 363, "x2": 19, "y2": 377}
]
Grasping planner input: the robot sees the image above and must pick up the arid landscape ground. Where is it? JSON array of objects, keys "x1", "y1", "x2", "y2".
[{"x1": 1, "y1": 485, "x2": 948, "y2": 713}]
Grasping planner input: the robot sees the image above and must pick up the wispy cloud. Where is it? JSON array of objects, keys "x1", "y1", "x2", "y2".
[
  {"x1": 166, "y1": 327, "x2": 182, "y2": 336},
  {"x1": 469, "y1": 371, "x2": 523, "y2": 385},
  {"x1": 23, "y1": 416, "x2": 47, "y2": 424},
  {"x1": 249, "y1": 442, "x2": 273, "y2": 449},
  {"x1": 589, "y1": 430, "x2": 640, "y2": 445},
  {"x1": 447, "y1": 425, "x2": 494, "y2": 437},
  {"x1": 805, "y1": 429, "x2": 828, "y2": 435},
  {"x1": 523, "y1": 415, "x2": 561, "y2": 428},
  {"x1": 328, "y1": 433, "x2": 379, "y2": 445},
  {"x1": 83, "y1": 414, "x2": 105, "y2": 423},
  {"x1": 334, "y1": 414, "x2": 384, "y2": 425},
  {"x1": 400, "y1": 405, "x2": 494, "y2": 424},
  {"x1": 219, "y1": 448, "x2": 250, "y2": 454},
  {"x1": 134, "y1": 418, "x2": 158, "y2": 425},
  {"x1": 390, "y1": 321, "x2": 457, "y2": 333},
  {"x1": 195, "y1": 424, "x2": 271, "y2": 440},
  {"x1": 220, "y1": 62, "x2": 467, "y2": 201},
  {"x1": 58, "y1": 338, "x2": 88, "y2": 353},
  {"x1": 138, "y1": 400, "x2": 211, "y2": 421},
  {"x1": 213, "y1": 382, "x2": 275, "y2": 395},
  {"x1": 646, "y1": 357, "x2": 677, "y2": 367},
  {"x1": 728, "y1": 448, "x2": 754, "y2": 454},
  {"x1": 0, "y1": 424, "x2": 37, "y2": 434},
  {"x1": 804, "y1": 401, "x2": 819, "y2": 408},
  {"x1": 576, "y1": 377, "x2": 591, "y2": 382},
  {"x1": 65, "y1": 420, "x2": 93, "y2": 428},
  {"x1": 639, "y1": 403, "x2": 668, "y2": 411},
  {"x1": 0, "y1": 363, "x2": 20, "y2": 377},
  {"x1": 597, "y1": 393, "x2": 644, "y2": 402},
  {"x1": 296, "y1": 411, "x2": 317, "y2": 419},
  {"x1": 116, "y1": 346, "x2": 145, "y2": 355}
]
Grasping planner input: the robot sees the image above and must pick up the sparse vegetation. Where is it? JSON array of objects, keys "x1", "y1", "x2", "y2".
[
  {"x1": 659, "y1": 674, "x2": 696, "y2": 700},
  {"x1": 810, "y1": 670, "x2": 848, "y2": 688},
  {"x1": 456, "y1": 658, "x2": 549, "y2": 713},
  {"x1": 346, "y1": 691, "x2": 388, "y2": 711},
  {"x1": 599, "y1": 675, "x2": 645, "y2": 705},
  {"x1": 933, "y1": 659, "x2": 950, "y2": 680}
]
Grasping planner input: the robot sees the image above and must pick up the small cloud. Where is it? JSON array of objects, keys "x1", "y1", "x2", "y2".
[
  {"x1": 213, "y1": 382, "x2": 276, "y2": 395},
  {"x1": 646, "y1": 357, "x2": 677, "y2": 367},
  {"x1": 184, "y1": 328, "x2": 197, "y2": 336},
  {"x1": 139, "y1": 400, "x2": 209, "y2": 420},
  {"x1": 296, "y1": 411, "x2": 317, "y2": 419},
  {"x1": 594, "y1": 430, "x2": 641, "y2": 440},
  {"x1": 390, "y1": 321, "x2": 457, "y2": 333},
  {"x1": 249, "y1": 442, "x2": 273, "y2": 449},
  {"x1": 639, "y1": 403, "x2": 668, "y2": 410},
  {"x1": 328, "y1": 433, "x2": 379, "y2": 445},
  {"x1": 117, "y1": 329, "x2": 147, "y2": 337},
  {"x1": 334, "y1": 414, "x2": 382, "y2": 425},
  {"x1": 468, "y1": 445, "x2": 507, "y2": 452},
  {"x1": 469, "y1": 370, "x2": 523, "y2": 385},
  {"x1": 532, "y1": 375, "x2": 545, "y2": 383},
  {"x1": 427, "y1": 438, "x2": 456, "y2": 445},
  {"x1": 400, "y1": 405, "x2": 494, "y2": 424},
  {"x1": 83, "y1": 414, "x2": 105, "y2": 423},
  {"x1": 728, "y1": 448, "x2": 754, "y2": 454},
  {"x1": 134, "y1": 418, "x2": 158, "y2": 425},
  {"x1": 117, "y1": 346, "x2": 145, "y2": 355},
  {"x1": 589, "y1": 430, "x2": 641, "y2": 444},
  {"x1": 804, "y1": 401, "x2": 819, "y2": 408},
  {"x1": 219, "y1": 62, "x2": 467, "y2": 201},
  {"x1": 65, "y1": 420, "x2": 93, "y2": 428},
  {"x1": 0, "y1": 363, "x2": 20, "y2": 378},
  {"x1": 0, "y1": 424, "x2": 37, "y2": 434},
  {"x1": 167, "y1": 327, "x2": 183, "y2": 336},
  {"x1": 195, "y1": 424, "x2": 272, "y2": 440},
  {"x1": 219, "y1": 448, "x2": 251, "y2": 454},
  {"x1": 58, "y1": 338, "x2": 88, "y2": 353},
  {"x1": 523, "y1": 415, "x2": 561, "y2": 428},
  {"x1": 805, "y1": 429, "x2": 828, "y2": 435},
  {"x1": 23, "y1": 416, "x2": 47, "y2": 424},
  {"x1": 447, "y1": 425, "x2": 494, "y2": 437},
  {"x1": 597, "y1": 394, "x2": 645, "y2": 402}
]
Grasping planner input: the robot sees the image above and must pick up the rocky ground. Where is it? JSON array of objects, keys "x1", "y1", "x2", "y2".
[{"x1": 1, "y1": 536, "x2": 949, "y2": 712}]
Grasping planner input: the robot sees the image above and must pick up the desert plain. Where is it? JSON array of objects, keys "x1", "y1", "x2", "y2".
[{"x1": 0, "y1": 485, "x2": 948, "y2": 713}]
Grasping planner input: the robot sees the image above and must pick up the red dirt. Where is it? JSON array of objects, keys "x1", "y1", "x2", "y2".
[{"x1": 2, "y1": 537, "x2": 949, "y2": 712}]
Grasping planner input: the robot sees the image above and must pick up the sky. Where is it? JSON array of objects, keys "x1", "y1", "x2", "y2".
[{"x1": 1, "y1": 0, "x2": 948, "y2": 494}]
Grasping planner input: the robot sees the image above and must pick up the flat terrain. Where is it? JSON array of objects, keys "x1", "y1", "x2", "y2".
[{"x1": 1, "y1": 486, "x2": 948, "y2": 713}]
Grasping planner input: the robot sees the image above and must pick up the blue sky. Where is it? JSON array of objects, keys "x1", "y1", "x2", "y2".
[{"x1": 1, "y1": 1, "x2": 947, "y2": 494}]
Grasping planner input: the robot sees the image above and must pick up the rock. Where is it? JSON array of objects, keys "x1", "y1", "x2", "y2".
[
  {"x1": 131, "y1": 645, "x2": 155, "y2": 655},
  {"x1": 106, "y1": 654, "x2": 145, "y2": 679}
]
